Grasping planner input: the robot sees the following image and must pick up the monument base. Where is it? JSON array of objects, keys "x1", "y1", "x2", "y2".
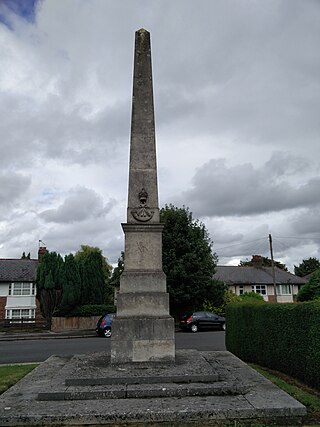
[
  {"x1": 111, "y1": 315, "x2": 175, "y2": 363},
  {"x1": 0, "y1": 350, "x2": 306, "y2": 425}
]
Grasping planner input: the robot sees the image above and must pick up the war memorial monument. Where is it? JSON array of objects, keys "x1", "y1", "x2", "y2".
[
  {"x1": 111, "y1": 29, "x2": 175, "y2": 364},
  {"x1": 0, "y1": 29, "x2": 306, "y2": 426}
]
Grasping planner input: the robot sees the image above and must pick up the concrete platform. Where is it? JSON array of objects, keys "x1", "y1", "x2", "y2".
[{"x1": 0, "y1": 350, "x2": 306, "y2": 426}]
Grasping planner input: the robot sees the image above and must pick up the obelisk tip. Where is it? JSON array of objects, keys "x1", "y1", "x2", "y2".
[{"x1": 137, "y1": 28, "x2": 149, "y2": 34}]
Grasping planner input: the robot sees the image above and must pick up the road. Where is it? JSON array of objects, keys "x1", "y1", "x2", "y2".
[{"x1": 0, "y1": 331, "x2": 225, "y2": 364}]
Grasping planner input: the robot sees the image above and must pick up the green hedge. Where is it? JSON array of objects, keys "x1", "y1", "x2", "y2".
[
  {"x1": 55, "y1": 304, "x2": 116, "y2": 317},
  {"x1": 226, "y1": 301, "x2": 320, "y2": 389}
]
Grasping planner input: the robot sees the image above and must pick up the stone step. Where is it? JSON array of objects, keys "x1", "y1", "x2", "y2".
[
  {"x1": 38, "y1": 380, "x2": 248, "y2": 401},
  {"x1": 65, "y1": 372, "x2": 220, "y2": 386}
]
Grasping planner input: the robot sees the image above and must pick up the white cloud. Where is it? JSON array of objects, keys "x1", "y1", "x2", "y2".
[{"x1": 0, "y1": 0, "x2": 319, "y2": 272}]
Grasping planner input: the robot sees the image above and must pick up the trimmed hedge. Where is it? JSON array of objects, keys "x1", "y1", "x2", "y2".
[
  {"x1": 60, "y1": 304, "x2": 116, "y2": 317},
  {"x1": 226, "y1": 301, "x2": 320, "y2": 389}
]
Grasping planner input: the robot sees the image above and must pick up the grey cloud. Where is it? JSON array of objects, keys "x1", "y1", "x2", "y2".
[
  {"x1": 215, "y1": 224, "x2": 271, "y2": 259},
  {"x1": 40, "y1": 187, "x2": 115, "y2": 224},
  {"x1": 210, "y1": 209, "x2": 320, "y2": 272},
  {"x1": 0, "y1": 208, "x2": 45, "y2": 259},
  {"x1": 0, "y1": 92, "x2": 130, "y2": 169},
  {"x1": 291, "y1": 208, "x2": 320, "y2": 236},
  {"x1": 181, "y1": 153, "x2": 320, "y2": 217},
  {"x1": 153, "y1": 1, "x2": 320, "y2": 153},
  {"x1": 1, "y1": 0, "x2": 319, "y2": 270},
  {"x1": 0, "y1": 172, "x2": 31, "y2": 206},
  {"x1": 40, "y1": 214, "x2": 124, "y2": 264}
]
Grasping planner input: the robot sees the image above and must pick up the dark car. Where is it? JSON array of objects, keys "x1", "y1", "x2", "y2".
[
  {"x1": 95, "y1": 313, "x2": 115, "y2": 337},
  {"x1": 179, "y1": 311, "x2": 225, "y2": 332}
]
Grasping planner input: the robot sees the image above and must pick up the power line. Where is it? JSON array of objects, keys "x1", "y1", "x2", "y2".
[
  {"x1": 216, "y1": 234, "x2": 320, "y2": 257},
  {"x1": 215, "y1": 237, "x2": 267, "y2": 251},
  {"x1": 274, "y1": 235, "x2": 320, "y2": 240},
  {"x1": 272, "y1": 236, "x2": 290, "y2": 250}
]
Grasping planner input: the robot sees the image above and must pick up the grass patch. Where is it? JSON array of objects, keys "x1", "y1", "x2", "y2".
[
  {"x1": 0, "y1": 364, "x2": 38, "y2": 394},
  {"x1": 251, "y1": 363, "x2": 320, "y2": 425}
]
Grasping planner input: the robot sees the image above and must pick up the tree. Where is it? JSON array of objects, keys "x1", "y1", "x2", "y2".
[
  {"x1": 239, "y1": 256, "x2": 288, "y2": 271},
  {"x1": 297, "y1": 270, "x2": 320, "y2": 302},
  {"x1": 36, "y1": 251, "x2": 64, "y2": 326},
  {"x1": 59, "y1": 254, "x2": 81, "y2": 314},
  {"x1": 294, "y1": 257, "x2": 320, "y2": 277},
  {"x1": 109, "y1": 251, "x2": 124, "y2": 289},
  {"x1": 21, "y1": 252, "x2": 30, "y2": 259},
  {"x1": 160, "y1": 204, "x2": 225, "y2": 315},
  {"x1": 75, "y1": 245, "x2": 112, "y2": 305}
]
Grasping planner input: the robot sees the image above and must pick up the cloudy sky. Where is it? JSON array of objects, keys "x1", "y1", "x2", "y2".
[{"x1": 0, "y1": 0, "x2": 319, "y2": 272}]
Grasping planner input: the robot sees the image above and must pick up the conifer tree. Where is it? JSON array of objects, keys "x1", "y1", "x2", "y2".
[
  {"x1": 36, "y1": 252, "x2": 63, "y2": 325},
  {"x1": 75, "y1": 245, "x2": 111, "y2": 305},
  {"x1": 59, "y1": 254, "x2": 81, "y2": 314}
]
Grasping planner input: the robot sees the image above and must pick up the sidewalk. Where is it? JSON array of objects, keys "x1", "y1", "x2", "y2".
[
  {"x1": 0, "y1": 325, "x2": 183, "y2": 341},
  {"x1": 0, "y1": 329, "x2": 95, "y2": 341}
]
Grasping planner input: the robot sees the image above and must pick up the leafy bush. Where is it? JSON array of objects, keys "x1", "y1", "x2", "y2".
[
  {"x1": 203, "y1": 290, "x2": 264, "y2": 317},
  {"x1": 240, "y1": 291, "x2": 265, "y2": 302},
  {"x1": 57, "y1": 304, "x2": 116, "y2": 317},
  {"x1": 226, "y1": 301, "x2": 320, "y2": 389},
  {"x1": 297, "y1": 270, "x2": 320, "y2": 302},
  {"x1": 202, "y1": 301, "x2": 225, "y2": 317},
  {"x1": 203, "y1": 290, "x2": 241, "y2": 316}
]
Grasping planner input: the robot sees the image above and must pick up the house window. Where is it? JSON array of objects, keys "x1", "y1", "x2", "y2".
[
  {"x1": 252, "y1": 285, "x2": 267, "y2": 295},
  {"x1": 277, "y1": 284, "x2": 292, "y2": 295},
  {"x1": 8, "y1": 283, "x2": 35, "y2": 296},
  {"x1": 239, "y1": 285, "x2": 244, "y2": 295},
  {"x1": 5, "y1": 308, "x2": 35, "y2": 319}
]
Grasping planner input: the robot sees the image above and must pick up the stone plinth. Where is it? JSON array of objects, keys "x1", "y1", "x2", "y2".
[{"x1": 111, "y1": 317, "x2": 175, "y2": 363}]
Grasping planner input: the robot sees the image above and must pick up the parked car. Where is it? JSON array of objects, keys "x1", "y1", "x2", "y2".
[
  {"x1": 179, "y1": 311, "x2": 225, "y2": 332},
  {"x1": 95, "y1": 313, "x2": 115, "y2": 337}
]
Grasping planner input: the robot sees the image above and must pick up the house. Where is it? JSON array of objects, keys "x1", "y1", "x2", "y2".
[
  {"x1": 0, "y1": 247, "x2": 47, "y2": 321},
  {"x1": 214, "y1": 255, "x2": 307, "y2": 303}
]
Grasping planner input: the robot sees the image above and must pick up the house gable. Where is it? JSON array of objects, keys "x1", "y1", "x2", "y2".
[{"x1": 0, "y1": 258, "x2": 39, "y2": 320}]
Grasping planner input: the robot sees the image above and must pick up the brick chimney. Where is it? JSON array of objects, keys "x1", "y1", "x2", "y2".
[
  {"x1": 252, "y1": 255, "x2": 263, "y2": 268},
  {"x1": 38, "y1": 246, "x2": 47, "y2": 262}
]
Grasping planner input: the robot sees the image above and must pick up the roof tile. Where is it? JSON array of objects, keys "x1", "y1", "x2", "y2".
[
  {"x1": 214, "y1": 266, "x2": 307, "y2": 285},
  {"x1": 0, "y1": 259, "x2": 38, "y2": 282}
]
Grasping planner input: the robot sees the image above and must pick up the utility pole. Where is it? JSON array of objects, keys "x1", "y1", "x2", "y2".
[{"x1": 269, "y1": 234, "x2": 277, "y2": 302}]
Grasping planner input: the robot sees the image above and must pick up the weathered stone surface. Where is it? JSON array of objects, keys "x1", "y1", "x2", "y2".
[
  {"x1": 0, "y1": 350, "x2": 307, "y2": 425},
  {"x1": 121, "y1": 225, "x2": 164, "y2": 271},
  {"x1": 111, "y1": 29, "x2": 175, "y2": 364},
  {"x1": 116, "y1": 292, "x2": 169, "y2": 316},
  {"x1": 127, "y1": 29, "x2": 159, "y2": 223},
  {"x1": 111, "y1": 317, "x2": 175, "y2": 363},
  {"x1": 120, "y1": 270, "x2": 166, "y2": 293}
]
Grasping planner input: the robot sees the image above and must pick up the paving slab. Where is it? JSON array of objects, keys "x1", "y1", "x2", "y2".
[{"x1": 0, "y1": 350, "x2": 306, "y2": 426}]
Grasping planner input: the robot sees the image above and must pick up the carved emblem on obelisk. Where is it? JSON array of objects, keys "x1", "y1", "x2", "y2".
[{"x1": 131, "y1": 188, "x2": 154, "y2": 222}]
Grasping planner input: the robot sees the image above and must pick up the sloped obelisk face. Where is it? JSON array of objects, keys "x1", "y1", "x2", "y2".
[
  {"x1": 127, "y1": 29, "x2": 159, "y2": 225},
  {"x1": 111, "y1": 29, "x2": 175, "y2": 364}
]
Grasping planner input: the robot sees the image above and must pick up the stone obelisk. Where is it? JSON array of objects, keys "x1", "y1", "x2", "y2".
[{"x1": 111, "y1": 29, "x2": 175, "y2": 364}]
